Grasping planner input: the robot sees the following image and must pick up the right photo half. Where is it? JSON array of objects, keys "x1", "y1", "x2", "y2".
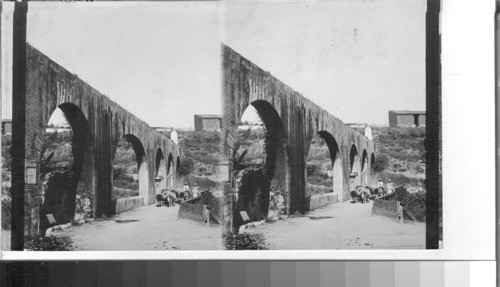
[{"x1": 220, "y1": 0, "x2": 438, "y2": 250}]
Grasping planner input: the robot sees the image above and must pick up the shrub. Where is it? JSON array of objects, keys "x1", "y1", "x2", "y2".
[
  {"x1": 400, "y1": 190, "x2": 426, "y2": 221},
  {"x1": 223, "y1": 232, "x2": 268, "y2": 250},
  {"x1": 1, "y1": 196, "x2": 11, "y2": 230},
  {"x1": 306, "y1": 163, "x2": 321, "y2": 176},
  {"x1": 306, "y1": 174, "x2": 332, "y2": 187},
  {"x1": 372, "y1": 154, "x2": 389, "y2": 172},
  {"x1": 113, "y1": 166, "x2": 127, "y2": 179},
  {"x1": 25, "y1": 235, "x2": 74, "y2": 251},
  {"x1": 394, "y1": 187, "x2": 426, "y2": 222},
  {"x1": 178, "y1": 157, "x2": 195, "y2": 176}
]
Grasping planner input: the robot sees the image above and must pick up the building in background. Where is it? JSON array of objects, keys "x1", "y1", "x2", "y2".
[
  {"x1": 194, "y1": 114, "x2": 222, "y2": 131},
  {"x1": 1, "y1": 119, "x2": 12, "y2": 135},
  {"x1": 388, "y1": 110, "x2": 426, "y2": 127}
]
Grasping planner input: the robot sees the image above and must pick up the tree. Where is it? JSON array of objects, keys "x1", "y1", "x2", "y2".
[
  {"x1": 177, "y1": 157, "x2": 195, "y2": 176},
  {"x1": 372, "y1": 154, "x2": 389, "y2": 172}
]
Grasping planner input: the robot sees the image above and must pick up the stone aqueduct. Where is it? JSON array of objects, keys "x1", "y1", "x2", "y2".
[
  {"x1": 222, "y1": 45, "x2": 376, "y2": 217},
  {"x1": 12, "y1": 43, "x2": 375, "y2": 237},
  {"x1": 18, "y1": 44, "x2": 180, "y2": 236}
]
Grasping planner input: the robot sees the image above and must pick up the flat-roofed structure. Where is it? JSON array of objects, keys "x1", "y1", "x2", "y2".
[
  {"x1": 194, "y1": 114, "x2": 222, "y2": 131},
  {"x1": 388, "y1": 110, "x2": 426, "y2": 127},
  {"x1": 1, "y1": 119, "x2": 12, "y2": 134}
]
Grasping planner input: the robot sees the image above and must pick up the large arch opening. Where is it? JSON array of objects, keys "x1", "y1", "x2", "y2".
[
  {"x1": 349, "y1": 144, "x2": 360, "y2": 189},
  {"x1": 166, "y1": 153, "x2": 174, "y2": 189},
  {"x1": 370, "y1": 152, "x2": 376, "y2": 184},
  {"x1": 305, "y1": 131, "x2": 344, "y2": 201},
  {"x1": 40, "y1": 103, "x2": 94, "y2": 231},
  {"x1": 112, "y1": 134, "x2": 149, "y2": 205},
  {"x1": 233, "y1": 101, "x2": 288, "y2": 225},
  {"x1": 155, "y1": 148, "x2": 167, "y2": 191},
  {"x1": 176, "y1": 156, "x2": 181, "y2": 176},
  {"x1": 361, "y1": 149, "x2": 368, "y2": 185}
]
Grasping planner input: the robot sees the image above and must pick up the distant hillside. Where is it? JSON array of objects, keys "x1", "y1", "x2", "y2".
[
  {"x1": 371, "y1": 126, "x2": 426, "y2": 191},
  {"x1": 174, "y1": 130, "x2": 225, "y2": 190}
]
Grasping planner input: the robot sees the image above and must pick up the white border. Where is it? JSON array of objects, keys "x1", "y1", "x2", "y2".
[{"x1": 1, "y1": 0, "x2": 496, "y2": 260}]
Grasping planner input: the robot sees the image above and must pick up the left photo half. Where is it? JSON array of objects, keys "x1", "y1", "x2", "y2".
[{"x1": 1, "y1": 1, "x2": 223, "y2": 251}]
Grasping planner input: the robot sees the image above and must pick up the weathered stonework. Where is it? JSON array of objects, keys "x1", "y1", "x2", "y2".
[
  {"x1": 222, "y1": 44, "x2": 375, "y2": 220},
  {"x1": 19, "y1": 43, "x2": 180, "y2": 236}
]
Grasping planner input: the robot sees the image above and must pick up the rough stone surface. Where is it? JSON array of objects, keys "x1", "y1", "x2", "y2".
[
  {"x1": 20, "y1": 43, "x2": 180, "y2": 235},
  {"x1": 222, "y1": 44, "x2": 375, "y2": 218},
  {"x1": 115, "y1": 196, "x2": 145, "y2": 214},
  {"x1": 306, "y1": 193, "x2": 339, "y2": 211}
]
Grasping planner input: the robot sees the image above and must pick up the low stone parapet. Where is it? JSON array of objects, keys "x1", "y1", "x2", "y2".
[
  {"x1": 115, "y1": 196, "x2": 145, "y2": 214},
  {"x1": 306, "y1": 193, "x2": 339, "y2": 211},
  {"x1": 178, "y1": 202, "x2": 209, "y2": 225},
  {"x1": 372, "y1": 198, "x2": 403, "y2": 222}
]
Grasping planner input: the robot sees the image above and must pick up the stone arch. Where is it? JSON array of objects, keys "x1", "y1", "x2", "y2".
[
  {"x1": 166, "y1": 153, "x2": 174, "y2": 189},
  {"x1": 349, "y1": 144, "x2": 360, "y2": 189},
  {"x1": 176, "y1": 156, "x2": 181, "y2": 176},
  {"x1": 235, "y1": 99, "x2": 288, "y2": 223},
  {"x1": 370, "y1": 152, "x2": 376, "y2": 173},
  {"x1": 155, "y1": 148, "x2": 167, "y2": 191},
  {"x1": 361, "y1": 149, "x2": 368, "y2": 185},
  {"x1": 40, "y1": 103, "x2": 95, "y2": 231},
  {"x1": 317, "y1": 131, "x2": 344, "y2": 200},
  {"x1": 121, "y1": 134, "x2": 149, "y2": 203}
]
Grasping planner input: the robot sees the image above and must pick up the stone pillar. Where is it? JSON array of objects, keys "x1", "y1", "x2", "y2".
[
  {"x1": 11, "y1": 1, "x2": 28, "y2": 249},
  {"x1": 221, "y1": 183, "x2": 233, "y2": 235}
]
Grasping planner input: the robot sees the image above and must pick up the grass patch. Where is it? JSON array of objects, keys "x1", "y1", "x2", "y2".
[
  {"x1": 223, "y1": 232, "x2": 268, "y2": 250},
  {"x1": 25, "y1": 235, "x2": 74, "y2": 251}
]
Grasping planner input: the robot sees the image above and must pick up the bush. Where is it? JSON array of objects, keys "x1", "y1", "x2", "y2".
[
  {"x1": 1, "y1": 196, "x2": 11, "y2": 230},
  {"x1": 393, "y1": 187, "x2": 426, "y2": 222},
  {"x1": 306, "y1": 163, "x2": 321, "y2": 176},
  {"x1": 113, "y1": 166, "x2": 127, "y2": 179},
  {"x1": 400, "y1": 190, "x2": 426, "y2": 221},
  {"x1": 25, "y1": 235, "x2": 74, "y2": 251},
  {"x1": 306, "y1": 174, "x2": 332, "y2": 187},
  {"x1": 372, "y1": 154, "x2": 389, "y2": 172},
  {"x1": 223, "y1": 232, "x2": 268, "y2": 250},
  {"x1": 178, "y1": 157, "x2": 195, "y2": 176}
]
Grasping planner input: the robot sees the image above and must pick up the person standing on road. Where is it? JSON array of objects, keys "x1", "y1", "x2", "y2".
[
  {"x1": 183, "y1": 182, "x2": 191, "y2": 199},
  {"x1": 377, "y1": 178, "x2": 384, "y2": 188},
  {"x1": 192, "y1": 183, "x2": 200, "y2": 198},
  {"x1": 386, "y1": 180, "x2": 394, "y2": 195}
]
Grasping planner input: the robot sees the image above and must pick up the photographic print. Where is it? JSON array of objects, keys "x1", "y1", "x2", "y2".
[
  {"x1": 1, "y1": 0, "x2": 442, "y2": 254},
  {"x1": 2, "y1": 1, "x2": 223, "y2": 251},
  {"x1": 220, "y1": 0, "x2": 436, "y2": 250}
]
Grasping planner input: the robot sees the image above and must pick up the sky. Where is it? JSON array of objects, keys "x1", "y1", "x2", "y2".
[
  {"x1": 2, "y1": 0, "x2": 425, "y2": 128},
  {"x1": 223, "y1": 0, "x2": 426, "y2": 126},
  {"x1": 2, "y1": 2, "x2": 221, "y2": 129}
]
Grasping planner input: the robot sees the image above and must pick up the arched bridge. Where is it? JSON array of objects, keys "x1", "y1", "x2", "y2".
[
  {"x1": 222, "y1": 44, "x2": 375, "y2": 217},
  {"x1": 19, "y1": 44, "x2": 180, "y2": 235}
]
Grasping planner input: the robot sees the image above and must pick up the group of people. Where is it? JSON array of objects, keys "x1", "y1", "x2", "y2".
[
  {"x1": 156, "y1": 182, "x2": 201, "y2": 207},
  {"x1": 377, "y1": 178, "x2": 394, "y2": 195},
  {"x1": 350, "y1": 178, "x2": 396, "y2": 204}
]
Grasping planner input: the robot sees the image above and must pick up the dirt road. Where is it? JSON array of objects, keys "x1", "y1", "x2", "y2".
[
  {"x1": 245, "y1": 200, "x2": 426, "y2": 250},
  {"x1": 53, "y1": 204, "x2": 222, "y2": 251},
  {"x1": 4, "y1": 199, "x2": 425, "y2": 251}
]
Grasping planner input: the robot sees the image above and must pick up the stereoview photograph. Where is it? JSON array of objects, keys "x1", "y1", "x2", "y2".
[{"x1": 1, "y1": 0, "x2": 439, "y2": 252}]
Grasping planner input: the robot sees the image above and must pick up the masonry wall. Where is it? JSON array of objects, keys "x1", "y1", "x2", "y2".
[
  {"x1": 222, "y1": 44, "x2": 375, "y2": 216},
  {"x1": 21, "y1": 43, "x2": 180, "y2": 235}
]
